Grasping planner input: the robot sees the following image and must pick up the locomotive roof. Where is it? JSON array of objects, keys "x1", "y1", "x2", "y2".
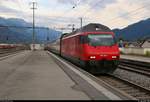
[
  {"x1": 63, "y1": 23, "x2": 112, "y2": 38},
  {"x1": 79, "y1": 23, "x2": 111, "y2": 32}
]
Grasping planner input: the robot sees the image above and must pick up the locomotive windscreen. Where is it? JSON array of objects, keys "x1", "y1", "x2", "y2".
[{"x1": 88, "y1": 34, "x2": 115, "y2": 46}]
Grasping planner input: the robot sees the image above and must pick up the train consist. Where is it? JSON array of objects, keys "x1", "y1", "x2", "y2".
[
  {"x1": 0, "y1": 44, "x2": 29, "y2": 50},
  {"x1": 46, "y1": 23, "x2": 120, "y2": 74},
  {"x1": 0, "y1": 44, "x2": 21, "y2": 49}
]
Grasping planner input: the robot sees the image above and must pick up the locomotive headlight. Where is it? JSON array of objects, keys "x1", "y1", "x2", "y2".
[
  {"x1": 90, "y1": 56, "x2": 96, "y2": 59},
  {"x1": 112, "y1": 56, "x2": 117, "y2": 58}
]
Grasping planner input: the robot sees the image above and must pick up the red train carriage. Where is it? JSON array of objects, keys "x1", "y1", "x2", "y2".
[
  {"x1": 60, "y1": 23, "x2": 120, "y2": 74},
  {"x1": 0, "y1": 44, "x2": 15, "y2": 49}
]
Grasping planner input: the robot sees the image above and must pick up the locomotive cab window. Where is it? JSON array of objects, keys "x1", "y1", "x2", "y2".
[
  {"x1": 79, "y1": 35, "x2": 88, "y2": 44},
  {"x1": 88, "y1": 34, "x2": 116, "y2": 46}
]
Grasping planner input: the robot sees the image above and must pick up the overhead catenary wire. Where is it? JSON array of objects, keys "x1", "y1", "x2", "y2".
[
  {"x1": 58, "y1": 0, "x2": 82, "y2": 18},
  {"x1": 72, "y1": 0, "x2": 150, "y2": 28},
  {"x1": 55, "y1": 0, "x2": 82, "y2": 32},
  {"x1": 66, "y1": 0, "x2": 100, "y2": 31},
  {"x1": 0, "y1": 25, "x2": 72, "y2": 31},
  {"x1": 67, "y1": 0, "x2": 105, "y2": 29},
  {"x1": 85, "y1": 3, "x2": 150, "y2": 26},
  {"x1": 103, "y1": 3, "x2": 150, "y2": 24},
  {"x1": 7, "y1": 1, "x2": 149, "y2": 33},
  {"x1": 110, "y1": 9, "x2": 150, "y2": 29},
  {"x1": 82, "y1": 0, "x2": 105, "y2": 18},
  {"x1": 35, "y1": 0, "x2": 82, "y2": 30}
]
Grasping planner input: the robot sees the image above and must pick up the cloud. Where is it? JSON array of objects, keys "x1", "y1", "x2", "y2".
[
  {"x1": 0, "y1": 5, "x2": 21, "y2": 14},
  {"x1": 34, "y1": 15, "x2": 80, "y2": 28},
  {"x1": 56, "y1": 0, "x2": 75, "y2": 5},
  {"x1": 88, "y1": 0, "x2": 117, "y2": 10},
  {"x1": 72, "y1": 0, "x2": 150, "y2": 29},
  {"x1": 0, "y1": 0, "x2": 149, "y2": 30},
  {"x1": 0, "y1": 0, "x2": 19, "y2": 5},
  {"x1": 56, "y1": 0, "x2": 117, "y2": 11},
  {"x1": 31, "y1": 0, "x2": 150, "y2": 29},
  {"x1": 0, "y1": 0, "x2": 24, "y2": 15}
]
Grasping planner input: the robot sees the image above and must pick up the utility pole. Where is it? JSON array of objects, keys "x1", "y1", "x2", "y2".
[
  {"x1": 46, "y1": 28, "x2": 49, "y2": 44},
  {"x1": 72, "y1": 24, "x2": 75, "y2": 32},
  {"x1": 80, "y1": 17, "x2": 83, "y2": 30},
  {"x1": 30, "y1": 2, "x2": 37, "y2": 50}
]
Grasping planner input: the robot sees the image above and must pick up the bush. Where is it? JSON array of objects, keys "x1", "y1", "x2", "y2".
[
  {"x1": 145, "y1": 51, "x2": 150, "y2": 57},
  {"x1": 120, "y1": 51, "x2": 124, "y2": 54}
]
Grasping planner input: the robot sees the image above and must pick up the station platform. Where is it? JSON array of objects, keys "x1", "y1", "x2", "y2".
[
  {"x1": 0, "y1": 50, "x2": 132, "y2": 100},
  {"x1": 120, "y1": 54, "x2": 150, "y2": 63}
]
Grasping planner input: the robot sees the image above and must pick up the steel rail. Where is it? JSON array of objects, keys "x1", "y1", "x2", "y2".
[{"x1": 98, "y1": 74, "x2": 150, "y2": 100}]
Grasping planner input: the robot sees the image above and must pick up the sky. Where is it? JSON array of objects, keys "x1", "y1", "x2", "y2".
[{"x1": 0, "y1": 0, "x2": 150, "y2": 32}]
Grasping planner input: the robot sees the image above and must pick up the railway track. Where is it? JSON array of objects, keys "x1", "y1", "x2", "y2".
[
  {"x1": 97, "y1": 59, "x2": 150, "y2": 100},
  {"x1": 118, "y1": 59, "x2": 150, "y2": 77},
  {"x1": 120, "y1": 59, "x2": 150, "y2": 70},
  {"x1": 98, "y1": 74, "x2": 150, "y2": 100},
  {"x1": 0, "y1": 49, "x2": 24, "y2": 58},
  {"x1": 0, "y1": 49, "x2": 16, "y2": 54}
]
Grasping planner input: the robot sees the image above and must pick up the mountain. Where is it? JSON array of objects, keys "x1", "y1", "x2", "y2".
[
  {"x1": 1, "y1": 17, "x2": 149, "y2": 43},
  {"x1": 0, "y1": 17, "x2": 62, "y2": 44},
  {"x1": 113, "y1": 18, "x2": 150, "y2": 41}
]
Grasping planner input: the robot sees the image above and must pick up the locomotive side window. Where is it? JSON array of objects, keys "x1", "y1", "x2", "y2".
[
  {"x1": 88, "y1": 34, "x2": 115, "y2": 46},
  {"x1": 79, "y1": 35, "x2": 88, "y2": 44}
]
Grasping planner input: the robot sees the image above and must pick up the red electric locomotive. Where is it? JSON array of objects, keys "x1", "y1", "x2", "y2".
[{"x1": 49, "y1": 23, "x2": 120, "y2": 74}]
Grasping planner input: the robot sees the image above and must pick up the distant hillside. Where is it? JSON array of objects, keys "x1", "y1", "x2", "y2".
[
  {"x1": 113, "y1": 18, "x2": 150, "y2": 41},
  {"x1": 0, "y1": 17, "x2": 62, "y2": 44}
]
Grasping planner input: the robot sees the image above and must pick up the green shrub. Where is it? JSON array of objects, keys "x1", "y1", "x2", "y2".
[
  {"x1": 145, "y1": 51, "x2": 150, "y2": 57},
  {"x1": 120, "y1": 51, "x2": 123, "y2": 54}
]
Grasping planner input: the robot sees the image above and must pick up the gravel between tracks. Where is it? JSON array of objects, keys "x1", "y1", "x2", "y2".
[{"x1": 113, "y1": 69, "x2": 150, "y2": 89}]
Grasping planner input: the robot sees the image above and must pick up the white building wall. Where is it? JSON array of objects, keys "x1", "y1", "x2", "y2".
[
  {"x1": 30, "y1": 44, "x2": 44, "y2": 50},
  {"x1": 120, "y1": 48, "x2": 150, "y2": 55}
]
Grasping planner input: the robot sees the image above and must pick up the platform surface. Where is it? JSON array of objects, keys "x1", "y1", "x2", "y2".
[
  {"x1": 0, "y1": 50, "x2": 90, "y2": 100},
  {"x1": 0, "y1": 50, "x2": 129, "y2": 100}
]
